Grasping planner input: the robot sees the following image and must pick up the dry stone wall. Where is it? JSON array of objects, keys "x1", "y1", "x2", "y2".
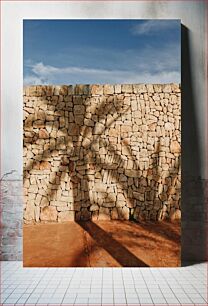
[{"x1": 23, "y1": 83, "x2": 181, "y2": 223}]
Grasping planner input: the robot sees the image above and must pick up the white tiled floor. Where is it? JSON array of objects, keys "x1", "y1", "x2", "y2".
[{"x1": 0, "y1": 262, "x2": 207, "y2": 305}]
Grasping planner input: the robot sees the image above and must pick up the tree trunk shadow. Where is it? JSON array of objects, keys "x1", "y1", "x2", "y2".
[{"x1": 77, "y1": 220, "x2": 149, "y2": 267}]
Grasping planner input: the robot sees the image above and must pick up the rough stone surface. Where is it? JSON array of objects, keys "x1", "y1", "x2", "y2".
[
  {"x1": 23, "y1": 83, "x2": 181, "y2": 222},
  {"x1": 40, "y1": 206, "x2": 57, "y2": 221},
  {"x1": 58, "y1": 211, "x2": 75, "y2": 222}
]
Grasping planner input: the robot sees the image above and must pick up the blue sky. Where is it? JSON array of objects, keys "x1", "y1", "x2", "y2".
[{"x1": 23, "y1": 19, "x2": 181, "y2": 85}]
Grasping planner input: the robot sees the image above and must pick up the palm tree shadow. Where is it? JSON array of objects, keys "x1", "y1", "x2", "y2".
[
  {"x1": 24, "y1": 84, "x2": 181, "y2": 267},
  {"x1": 77, "y1": 221, "x2": 149, "y2": 267}
]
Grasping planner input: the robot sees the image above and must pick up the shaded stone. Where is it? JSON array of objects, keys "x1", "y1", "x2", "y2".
[
  {"x1": 94, "y1": 122, "x2": 104, "y2": 135},
  {"x1": 125, "y1": 170, "x2": 139, "y2": 177},
  {"x1": 39, "y1": 129, "x2": 49, "y2": 139},
  {"x1": 170, "y1": 141, "x2": 180, "y2": 153},
  {"x1": 133, "y1": 192, "x2": 144, "y2": 201},
  {"x1": 68, "y1": 123, "x2": 79, "y2": 135},
  {"x1": 74, "y1": 105, "x2": 85, "y2": 115},
  {"x1": 79, "y1": 208, "x2": 91, "y2": 221}
]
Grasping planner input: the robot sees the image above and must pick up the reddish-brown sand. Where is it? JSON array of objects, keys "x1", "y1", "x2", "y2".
[{"x1": 23, "y1": 220, "x2": 181, "y2": 267}]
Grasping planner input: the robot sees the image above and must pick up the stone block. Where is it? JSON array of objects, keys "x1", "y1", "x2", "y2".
[
  {"x1": 58, "y1": 211, "x2": 75, "y2": 222},
  {"x1": 40, "y1": 206, "x2": 57, "y2": 221},
  {"x1": 125, "y1": 170, "x2": 139, "y2": 177},
  {"x1": 104, "y1": 84, "x2": 114, "y2": 95},
  {"x1": 74, "y1": 105, "x2": 85, "y2": 115},
  {"x1": 121, "y1": 84, "x2": 133, "y2": 93},
  {"x1": 133, "y1": 84, "x2": 147, "y2": 93},
  {"x1": 94, "y1": 122, "x2": 104, "y2": 135},
  {"x1": 98, "y1": 207, "x2": 110, "y2": 220},
  {"x1": 170, "y1": 141, "x2": 180, "y2": 153},
  {"x1": 90, "y1": 84, "x2": 103, "y2": 95}
]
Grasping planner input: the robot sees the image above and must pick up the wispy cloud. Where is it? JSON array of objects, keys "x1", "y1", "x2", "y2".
[
  {"x1": 24, "y1": 38, "x2": 180, "y2": 86},
  {"x1": 131, "y1": 20, "x2": 179, "y2": 35},
  {"x1": 23, "y1": 74, "x2": 47, "y2": 85},
  {"x1": 24, "y1": 61, "x2": 180, "y2": 85}
]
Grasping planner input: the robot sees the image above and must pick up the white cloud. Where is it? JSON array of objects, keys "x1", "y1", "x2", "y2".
[
  {"x1": 24, "y1": 41, "x2": 180, "y2": 85},
  {"x1": 131, "y1": 20, "x2": 179, "y2": 35},
  {"x1": 24, "y1": 61, "x2": 180, "y2": 85},
  {"x1": 23, "y1": 74, "x2": 47, "y2": 85}
]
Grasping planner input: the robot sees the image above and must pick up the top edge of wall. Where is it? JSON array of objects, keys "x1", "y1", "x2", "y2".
[{"x1": 23, "y1": 83, "x2": 181, "y2": 96}]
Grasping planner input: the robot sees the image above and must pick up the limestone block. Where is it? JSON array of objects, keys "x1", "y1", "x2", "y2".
[
  {"x1": 122, "y1": 206, "x2": 129, "y2": 220},
  {"x1": 39, "y1": 161, "x2": 51, "y2": 170},
  {"x1": 164, "y1": 122, "x2": 174, "y2": 130},
  {"x1": 117, "y1": 206, "x2": 129, "y2": 220},
  {"x1": 58, "y1": 211, "x2": 75, "y2": 222},
  {"x1": 94, "y1": 122, "x2": 104, "y2": 135},
  {"x1": 36, "y1": 110, "x2": 46, "y2": 121},
  {"x1": 40, "y1": 206, "x2": 57, "y2": 221},
  {"x1": 121, "y1": 125, "x2": 131, "y2": 133},
  {"x1": 24, "y1": 202, "x2": 35, "y2": 221},
  {"x1": 104, "y1": 84, "x2": 114, "y2": 95},
  {"x1": 146, "y1": 84, "x2": 154, "y2": 93},
  {"x1": 28, "y1": 185, "x2": 38, "y2": 194},
  {"x1": 90, "y1": 205, "x2": 99, "y2": 211},
  {"x1": 74, "y1": 105, "x2": 85, "y2": 115},
  {"x1": 117, "y1": 193, "x2": 126, "y2": 202},
  {"x1": 34, "y1": 206, "x2": 40, "y2": 222},
  {"x1": 122, "y1": 84, "x2": 132, "y2": 93},
  {"x1": 39, "y1": 129, "x2": 49, "y2": 139},
  {"x1": 163, "y1": 84, "x2": 172, "y2": 93},
  {"x1": 133, "y1": 84, "x2": 147, "y2": 93},
  {"x1": 171, "y1": 83, "x2": 180, "y2": 92},
  {"x1": 54, "y1": 85, "x2": 68, "y2": 96},
  {"x1": 111, "y1": 208, "x2": 119, "y2": 219},
  {"x1": 115, "y1": 84, "x2": 121, "y2": 93},
  {"x1": 109, "y1": 128, "x2": 120, "y2": 137},
  {"x1": 153, "y1": 84, "x2": 162, "y2": 92},
  {"x1": 90, "y1": 84, "x2": 103, "y2": 95},
  {"x1": 125, "y1": 169, "x2": 139, "y2": 177},
  {"x1": 103, "y1": 202, "x2": 116, "y2": 208},
  {"x1": 170, "y1": 141, "x2": 180, "y2": 153},
  {"x1": 133, "y1": 192, "x2": 145, "y2": 201},
  {"x1": 40, "y1": 196, "x2": 49, "y2": 207},
  {"x1": 98, "y1": 207, "x2": 110, "y2": 220},
  {"x1": 68, "y1": 123, "x2": 79, "y2": 135}
]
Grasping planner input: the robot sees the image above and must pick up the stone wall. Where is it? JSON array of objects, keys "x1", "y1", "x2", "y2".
[{"x1": 23, "y1": 84, "x2": 181, "y2": 223}]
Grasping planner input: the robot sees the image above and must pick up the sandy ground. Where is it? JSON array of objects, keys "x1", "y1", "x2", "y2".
[{"x1": 23, "y1": 220, "x2": 181, "y2": 267}]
